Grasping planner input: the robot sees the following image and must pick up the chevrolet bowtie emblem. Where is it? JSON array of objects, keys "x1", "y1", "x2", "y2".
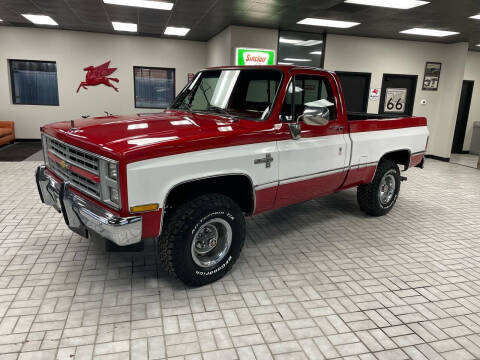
[{"x1": 60, "y1": 160, "x2": 70, "y2": 170}]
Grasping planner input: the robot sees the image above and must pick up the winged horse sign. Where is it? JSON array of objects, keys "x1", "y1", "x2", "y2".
[{"x1": 77, "y1": 61, "x2": 119, "y2": 93}]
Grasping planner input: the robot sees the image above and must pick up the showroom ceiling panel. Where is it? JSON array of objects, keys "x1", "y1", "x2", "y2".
[{"x1": 1, "y1": 0, "x2": 480, "y2": 50}]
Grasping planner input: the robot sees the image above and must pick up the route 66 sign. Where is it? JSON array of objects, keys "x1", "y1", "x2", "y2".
[{"x1": 384, "y1": 88, "x2": 407, "y2": 113}]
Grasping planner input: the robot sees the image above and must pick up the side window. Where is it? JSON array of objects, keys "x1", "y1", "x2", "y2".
[{"x1": 281, "y1": 75, "x2": 336, "y2": 122}]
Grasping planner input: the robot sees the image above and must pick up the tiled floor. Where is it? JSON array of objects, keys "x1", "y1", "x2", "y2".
[
  {"x1": 1, "y1": 159, "x2": 480, "y2": 360},
  {"x1": 450, "y1": 153, "x2": 479, "y2": 169}
]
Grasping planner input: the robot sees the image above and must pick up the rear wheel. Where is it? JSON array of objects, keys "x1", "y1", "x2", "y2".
[
  {"x1": 357, "y1": 160, "x2": 401, "y2": 216},
  {"x1": 158, "y1": 193, "x2": 245, "y2": 286}
]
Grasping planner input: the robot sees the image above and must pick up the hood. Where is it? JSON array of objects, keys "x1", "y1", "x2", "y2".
[{"x1": 42, "y1": 110, "x2": 258, "y2": 162}]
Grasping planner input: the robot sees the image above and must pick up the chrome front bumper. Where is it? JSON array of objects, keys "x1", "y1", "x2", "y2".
[{"x1": 35, "y1": 165, "x2": 142, "y2": 246}]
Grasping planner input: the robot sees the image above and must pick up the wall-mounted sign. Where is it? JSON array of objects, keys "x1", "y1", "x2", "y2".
[
  {"x1": 384, "y1": 88, "x2": 407, "y2": 113},
  {"x1": 369, "y1": 88, "x2": 380, "y2": 101},
  {"x1": 422, "y1": 62, "x2": 441, "y2": 91},
  {"x1": 77, "y1": 61, "x2": 119, "y2": 93},
  {"x1": 236, "y1": 48, "x2": 276, "y2": 66}
]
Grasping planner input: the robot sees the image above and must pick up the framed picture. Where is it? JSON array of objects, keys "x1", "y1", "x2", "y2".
[{"x1": 422, "y1": 62, "x2": 441, "y2": 91}]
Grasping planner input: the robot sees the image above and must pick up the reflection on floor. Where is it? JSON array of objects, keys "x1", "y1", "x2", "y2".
[{"x1": 450, "y1": 153, "x2": 479, "y2": 169}]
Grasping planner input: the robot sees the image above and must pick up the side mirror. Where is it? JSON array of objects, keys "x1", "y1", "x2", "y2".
[{"x1": 302, "y1": 106, "x2": 330, "y2": 126}]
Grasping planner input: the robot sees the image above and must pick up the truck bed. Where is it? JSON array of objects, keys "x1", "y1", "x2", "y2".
[{"x1": 347, "y1": 112, "x2": 404, "y2": 121}]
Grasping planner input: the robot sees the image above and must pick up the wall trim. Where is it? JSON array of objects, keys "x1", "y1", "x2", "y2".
[{"x1": 425, "y1": 154, "x2": 450, "y2": 162}]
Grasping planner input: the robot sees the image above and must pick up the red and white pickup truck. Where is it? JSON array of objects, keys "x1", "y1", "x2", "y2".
[{"x1": 36, "y1": 65, "x2": 428, "y2": 285}]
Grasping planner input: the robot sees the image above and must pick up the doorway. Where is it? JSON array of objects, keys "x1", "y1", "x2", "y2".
[
  {"x1": 336, "y1": 71, "x2": 371, "y2": 113},
  {"x1": 451, "y1": 80, "x2": 474, "y2": 154},
  {"x1": 379, "y1": 74, "x2": 418, "y2": 116}
]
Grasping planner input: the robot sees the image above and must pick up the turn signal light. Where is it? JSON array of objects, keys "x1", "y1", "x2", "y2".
[{"x1": 130, "y1": 203, "x2": 159, "y2": 213}]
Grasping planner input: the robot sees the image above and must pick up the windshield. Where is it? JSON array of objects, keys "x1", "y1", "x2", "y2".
[{"x1": 170, "y1": 69, "x2": 282, "y2": 120}]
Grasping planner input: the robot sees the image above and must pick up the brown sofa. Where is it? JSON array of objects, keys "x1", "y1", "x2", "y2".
[{"x1": 0, "y1": 122, "x2": 15, "y2": 146}]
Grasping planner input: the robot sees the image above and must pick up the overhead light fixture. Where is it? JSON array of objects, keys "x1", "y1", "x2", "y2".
[
  {"x1": 310, "y1": 51, "x2": 323, "y2": 55},
  {"x1": 400, "y1": 28, "x2": 459, "y2": 37},
  {"x1": 279, "y1": 37, "x2": 302, "y2": 44},
  {"x1": 278, "y1": 62, "x2": 293, "y2": 65},
  {"x1": 298, "y1": 18, "x2": 360, "y2": 28},
  {"x1": 469, "y1": 14, "x2": 480, "y2": 20},
  {"x1": 283, "y1": 58, "x2": 312, "y2": 62},
  {"x1": 345, "y1": 0, "x2": 429, "y2": 9},
  {"x1": 164, "y1": 26, "x2": 190, "y2": 36},
  {"x1": 22, "y1": 14, "x2": 58, "y2": 26},
  {"x1": 103, "y1": 0, "x2": 173, "y2": 10},
  {"x1": 0, "y1": 19, "x2": 3, "y2": 22},
  {"x1": 112, "y1": 21, "x2": 137, "y2": 32}
]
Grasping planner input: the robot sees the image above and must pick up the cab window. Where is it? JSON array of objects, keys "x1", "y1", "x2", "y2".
[{"x1": 281, "y1": 75, "x2": 336, "y2": 122}]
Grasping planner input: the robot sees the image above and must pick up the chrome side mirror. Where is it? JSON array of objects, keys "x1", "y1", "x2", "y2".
[{"x1": 302, "y1": 106, "x2": 330, "y2": 126}]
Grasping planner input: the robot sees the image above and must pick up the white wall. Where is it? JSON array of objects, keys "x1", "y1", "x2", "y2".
[
  {"x1": 463, "y1": 51, "x2": 480, "y2": 151},
  {"x1": 324, "y1": 34, "x2": 468, "y2": 158},
  {"x1": 0, "y1": 26, "x2": 207, "y2": 139},
  {"x1": 206, "y1": 25, "x2": 278, "y2": 67}
]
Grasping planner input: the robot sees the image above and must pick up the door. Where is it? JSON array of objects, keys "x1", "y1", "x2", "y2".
[
  {"x1": 336, "y1": 71, "x2": 371, "y2": 113},
  {"x1": 451, "y1": 80, "x2": 474, "y2": 154},
  {"x1": 275, "y1": 72, "x2": 348, "y2": 208},
  {"x1": 379, "y1": 74, "x2": 418, "y2": 116}
]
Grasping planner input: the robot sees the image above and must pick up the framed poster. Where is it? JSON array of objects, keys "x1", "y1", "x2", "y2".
[
  {"x1": 384, "y1": 88, "x2": 407, "y2": 113},
  {"x1": 422, "y1": 62, "x2": 441, "y2": 91},
  {"x1": 235, "y1": 48, "x2": 275, "y2": 66}
]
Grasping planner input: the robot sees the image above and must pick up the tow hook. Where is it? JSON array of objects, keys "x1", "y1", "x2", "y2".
[{"x1": 400, "y1": 176, "x2": 407, "y2": 182}]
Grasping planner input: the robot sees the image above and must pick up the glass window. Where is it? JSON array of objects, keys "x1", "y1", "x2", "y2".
[
  {"x1": 278, "y1": 30, "x2": 325, "y2": 68},
  {"x1": 170, "y1": 69, "x2": 282, "y2": 120},
  {"x1": 281, "y1": 75, "x2": 336, "y2": 122},
  {"x1": 10, "y1": 60, "x2": 59, "y2": 105},
  {"x1": 134, "y1": 67, "x2": 175, "y2": 108}
]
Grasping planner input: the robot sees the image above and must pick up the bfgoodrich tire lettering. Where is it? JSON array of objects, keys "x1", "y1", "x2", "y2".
[
  {"x1": 357, "y1": 159, "x2": 401, "y2": 216},
  {"x1": 158, "y1": 193, "x2": 246, "y2": 286}
]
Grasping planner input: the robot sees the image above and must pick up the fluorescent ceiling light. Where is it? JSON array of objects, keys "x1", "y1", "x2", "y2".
[
  {"x1": 103, "y1": 0, "x2": 173, "y2": 10},
  {"x1": 279, "y1": 37, "x2": 302, "y2": 44},
  {"x1": 400, "y1": 28, "x2": 459, "y2": 37},
  {"x1": 22, "y1": 14, "x2": 58, "y2": 26},
  {"x1": 0, "y1": 19, "x2": 3, "y2": 22},
  {"x1": 283, "y1": 58, "x2": 312, "y2": 62},
  {"x1": 278, "y1": 62, "x2": 293, "y2": 65},
  {"x1": 310, "y1": 51, "x2": 323, "y2": 55},
  {"x1": 298, "y1": 18, "x2": 360, "y2": 28},
  {"x1": 469, "y1": 14, "x2": 480, "y2": 20},
  {"x1": 345, "y1": 0, "x2": 429, "y2": 9},
  {"x1": 164, "y1": 26, "x2": 190, "y2": 36},
  {"x1": 112, "y1": 21, "x2": 137, "y2": 32}
]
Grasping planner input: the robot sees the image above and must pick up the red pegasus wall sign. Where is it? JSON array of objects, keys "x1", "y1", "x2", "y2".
[{"x1": 77, "y1": 61, "x2": 119, "y2": 93}]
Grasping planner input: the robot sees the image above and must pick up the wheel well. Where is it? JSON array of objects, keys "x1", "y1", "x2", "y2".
[
  {"x1": 165, "y1": 175, "x2": 255, "y2": 215},
  {"x1": 380, "y1": 150, "x2": 411, "y2": 170}
]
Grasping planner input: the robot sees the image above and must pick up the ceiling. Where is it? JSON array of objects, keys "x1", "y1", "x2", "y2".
[{"x1": 1, "y1": 0, "x2": 480, "y2": 50}]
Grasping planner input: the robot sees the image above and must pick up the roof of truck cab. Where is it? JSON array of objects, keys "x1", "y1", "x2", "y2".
[{"x1": 203, "y1": 65, "x2": 328, "y2": 72}]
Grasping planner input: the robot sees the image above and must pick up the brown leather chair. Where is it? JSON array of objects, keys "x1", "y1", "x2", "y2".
[{"x1": 0, "y1": 121, "x2": 15, "y2": 146}]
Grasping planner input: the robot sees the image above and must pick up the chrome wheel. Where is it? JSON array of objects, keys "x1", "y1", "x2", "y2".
[
  {"x1": 378, "y1": 172, "x2": 396, "y2": 205},
  {"x1": 191, "y1": 218, "x2": 232, "y2": 268}
]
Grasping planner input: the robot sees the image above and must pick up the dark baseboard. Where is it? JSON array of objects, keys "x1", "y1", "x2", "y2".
[
  {"x1": 453, "y1": 150, "x2": 470, "y2": 154},
  {"x1": 425, "y1": 154, "x2": 450, "y2": 162},
  {"x1": 15, "y1": 139, "x2": 41, "y2": 143}
]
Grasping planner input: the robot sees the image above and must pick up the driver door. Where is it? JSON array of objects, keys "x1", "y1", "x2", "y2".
[{"x1": 275, "y1": 72, "x2": 349, "y2": 208}]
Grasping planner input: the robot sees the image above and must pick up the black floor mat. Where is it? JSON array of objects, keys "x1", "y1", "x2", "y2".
[{"x1": 0, "y1": 142, "x2": 42, "y2": 162}]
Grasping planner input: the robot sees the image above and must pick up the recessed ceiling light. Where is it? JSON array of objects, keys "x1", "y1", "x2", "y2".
[
  {"x1": 283, "y1": 58, "x2": 312, "y2": 62},
  {"x1": 400, "y1": 28, "x2": 459, "y2": 37},
  {"x1": 298, "y1": 18, "x2": 360, "y2": 28},
  {"x1": 103, "y1": 0, "x2": 173, "y2": 10},
  {"x1": 164, "y1": 26, "x2": 190, "y2": 36},
  {"x1": 279, "y1": 37, "x2": 302, "y2": 44},
  {"x1": 476, "y1": 44, "x2": 480, "y2": 46},
  {"x1": 22, "y1": 14, "x2": 58, "y2": 26},
  {"x1": 345, "y1": 0, "x2": 429, "y2": 9},
  {"x1": 310, "y1": 51, "x2": 323, "y2": 55},
  {"x1": 112, "y1": 21, "x2": 137, "y2": 32},
  {"x1": 0, "y1": 19, "x2": 3, "y2": 22},
  {"x1": 278, "y1": 62, "x2": 293, "y2": 65},
  {"x1": 469, "y1": 14, "x2": 480, "y2": 20}
]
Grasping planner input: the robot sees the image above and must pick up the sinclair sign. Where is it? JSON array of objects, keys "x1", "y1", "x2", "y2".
[{"x1": 236, "y1": 48, "x2": 276, "y2": 66}]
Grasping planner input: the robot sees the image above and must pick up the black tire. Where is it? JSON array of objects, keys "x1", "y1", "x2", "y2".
[
  {"x1": 158, "y1": 193, "x2": 246, "y2": 286},
  {"x1": 357, "y1": 160, "x2": 401, "y2": 216}
]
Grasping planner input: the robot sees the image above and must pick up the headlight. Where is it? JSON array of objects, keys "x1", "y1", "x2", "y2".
[{"x1": 108, "y1": 162, "x2": 118, "y2": 180}]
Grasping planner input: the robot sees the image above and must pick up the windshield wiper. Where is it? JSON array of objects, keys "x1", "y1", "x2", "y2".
[{"x1": 206, "y1": 105, "x2": 237, "y2": 120}]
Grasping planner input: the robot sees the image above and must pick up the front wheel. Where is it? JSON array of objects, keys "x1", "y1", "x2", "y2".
[
  {"x1": 357, "y1": 160, "x2": 401, "y2": 216},
  {"x1": 158, "y1": 193, "x2": 246, "y2": 286}
]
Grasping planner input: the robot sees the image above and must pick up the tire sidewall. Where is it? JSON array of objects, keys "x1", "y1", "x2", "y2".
[
  {"x1": 376, "y1": 167, "x2": 400, "y2": 210},
  {"x1": 175, "y1": 204, "x2": 244, "y2": 284}
]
